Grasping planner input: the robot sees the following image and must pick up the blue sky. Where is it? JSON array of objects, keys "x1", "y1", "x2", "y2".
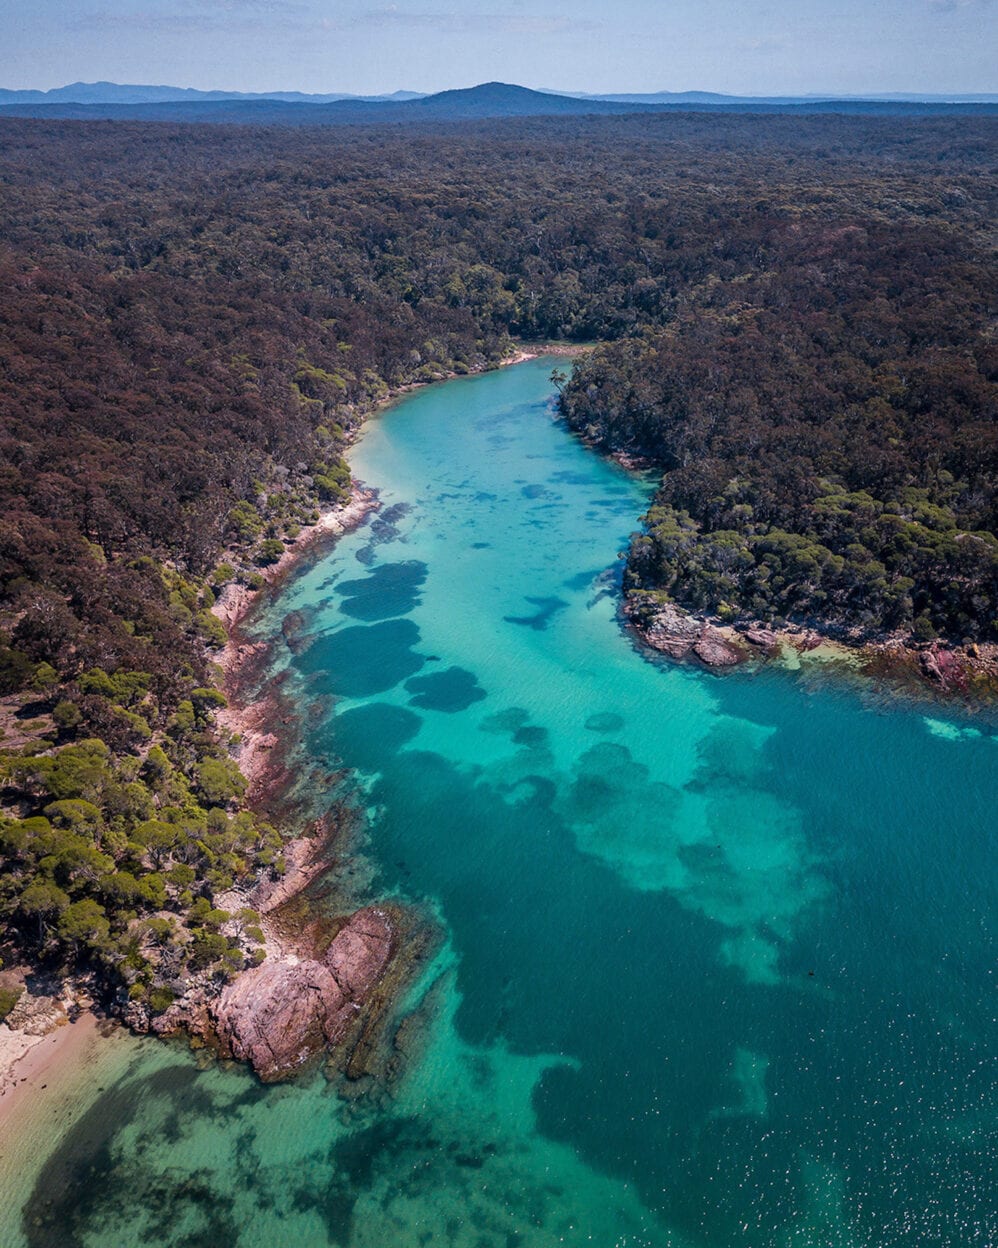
[{"x1": 3, "y1": 0, "x2": 996, "y2": 95}]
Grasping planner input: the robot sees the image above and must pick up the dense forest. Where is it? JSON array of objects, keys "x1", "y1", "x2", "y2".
[
  {"x1": 0, "y1": 111, "x2": 995, "y2": 1013},
  {"x1": 559, "y1": 223, "x2": 997, "y2": 642}
]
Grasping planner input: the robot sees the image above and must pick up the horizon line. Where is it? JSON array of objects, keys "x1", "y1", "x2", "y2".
[{"x1": 2, "y1": 79, "x2": 996, "y2": 101}]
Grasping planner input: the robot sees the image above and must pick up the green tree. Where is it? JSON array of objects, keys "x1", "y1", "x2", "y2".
[
  {"x1": 57, "y1": 899, "x2": 111, "y2": 952},
  {"x1": 18, "y1": 880, "x2": 71, "y2": 941}
]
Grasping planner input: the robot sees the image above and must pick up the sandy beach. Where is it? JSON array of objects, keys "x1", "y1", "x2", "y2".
[
  {"x1": 0, "y1": 1012, "x2": 142, "y2": 1247},
  {"x1": 0, "y1": 1012, "x2": 101, "y2": 1134}
]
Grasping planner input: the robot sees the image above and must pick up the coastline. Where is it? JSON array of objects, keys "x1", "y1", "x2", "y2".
[
  {"x1": 4, "y1": 343, "x2": 992, "y2": 1118},
  {"x1": 624, "y1": 591, "x2": 998, "y2": 705},
  {"x1": 0, "y1": 1012, "x2": 101, "y2": 1131},
  {"x1": 212, "y1": 485, "x2": 381, "y2": 797},
  {"x1": 209, "y1": 342, "x2": 575, "y2": 692},
  {"x1": 212, "y1": 485, "x2": 382, "y2": 649},
  {"x1": 559, "y1": 373, "x2": 998, "y2": 708},
  {"x1": 186, "y1": 348, "x2": 583, "y2": 1078},
  {"x1": 191, "y1": 343, "x2": 589, "y2": 1081},
  {"x1": 0, "y1": 1011, "x2": 142, "y2": 1248},
  {"x1": 211, "y1": 344, "x2": 584, "y2": 801},
  {"x1": 205, "y1": 342, "x2": 992, "y2": 1085},
  {"x1": 139, "y1": 480, "x2": 399, "y2": 1082},
  {"x1": 20, "y1": 346, "x2": 559, "y2": 1089}
]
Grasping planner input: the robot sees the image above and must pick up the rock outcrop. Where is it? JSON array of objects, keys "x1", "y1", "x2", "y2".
[
  {"x1": 241, "y1": 830, "x2": 333, "y2": 914},
  {"x1": 693, "y1": 631, "x2": 747, "y2": 667},
  {"x1": 210, "y1": 906, "x2": 393, "y2": 1082},
  {"x1": 4, "y1": 990, "x2": 67, "y2": 1037},
  {"x1": 745, "y1": 627, "x2": 781, "y2": 652},
  {"x1": 919, "y1": 642, "x2": 969, "y2": 692},
  {"x1": 627, "y1": 597, "x2": 751, "y2": 669},
  {"x1": 635, "y1": 599, "x2": 701, "y2": 659}
]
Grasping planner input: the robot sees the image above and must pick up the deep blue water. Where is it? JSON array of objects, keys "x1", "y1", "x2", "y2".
[{"x1": 4, "y1": 359, "x2": 994, "y2": 1248}]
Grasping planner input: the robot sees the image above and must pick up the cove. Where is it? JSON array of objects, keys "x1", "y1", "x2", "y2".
[{"x1": 3, "y1": 358, "x2": 994, "y2": 1248}]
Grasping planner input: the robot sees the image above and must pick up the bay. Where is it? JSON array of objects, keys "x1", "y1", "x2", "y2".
[{"x1": 3, "y1": 358, "x2": 993, "y2": 1247}]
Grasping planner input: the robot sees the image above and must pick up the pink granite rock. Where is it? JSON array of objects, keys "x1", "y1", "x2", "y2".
[
  {"x1": 211, "y1": 907, "x2": 393, "y2": 1081},
  {"x1": 693, "y1": 629, "x2": 748, "y2": 667}
]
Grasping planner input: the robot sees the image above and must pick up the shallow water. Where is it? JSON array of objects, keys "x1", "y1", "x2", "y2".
[{"x1": 3, "y1": 359, "x2": 994, "y2": 1247}]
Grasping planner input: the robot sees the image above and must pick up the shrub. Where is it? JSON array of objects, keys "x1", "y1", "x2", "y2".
[
  {"x1": 53, "y1": 700, "x2": 83, "y2": 730},
  {"x1": 147, "y1": 986, "x2": 175, "y2": 1013},
  {"x1": 0, "y1": 985, "x2": 24, "y2": 1021},
  {"x1": 255, "y1": 538, "x2": 285, "y2": 566}
]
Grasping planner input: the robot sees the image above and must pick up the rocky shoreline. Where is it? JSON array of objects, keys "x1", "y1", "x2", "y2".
[
  {"x1": 143, "y1": 484, "x2": 409, "y2": 1082},
  {"x1": 0, "y1": 485, "x2": 396, "y2": 1091},
  {"x1": 4, "y1": 347, "x2": 993, "y2": 1101},
  {"x1": 180, "y1": 346, "x2": 602, "y2": 1084},
  {"x1": 149, "y1": 897, "x2": 397, "y2": 1084},
  {"x1": 624, "y1": 591, "x2": 998, "y2": 701},
  {"x1": 0, "y1": 349, "x2": 549, "y2": 1096}
]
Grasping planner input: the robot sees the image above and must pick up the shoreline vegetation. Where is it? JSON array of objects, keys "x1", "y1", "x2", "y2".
[
  {"x1": 0, "y1": 345, "x2": 571, "y2": 1101},
  {"x1": 557, "y1": 330, "x2": 996, "y2": 700},
  {"x1": 621, "y1": 591, "x2": 998, "y2": 699},
  {"x1": 567, "y1": 419, "x2": 998, "y2": 698},
  {"x1": 1, "y1": 109, "x2": 994, "y2": 1110},
  {"x1": 3, "y1": 339, "x2": 988, "y2": 1115}
]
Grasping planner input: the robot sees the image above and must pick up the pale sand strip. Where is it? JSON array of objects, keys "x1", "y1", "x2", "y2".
[
  {"x1": 0, "y1": 1014, "x2": 136, "y2": 1246},
  {"x1": 0, "y1": 1013, "x2": 100, "y2": 1134}
]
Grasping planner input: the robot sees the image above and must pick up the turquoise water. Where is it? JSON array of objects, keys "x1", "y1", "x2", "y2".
[{"x1": 5, "y1": 359, "x2": 995, "y2": 1247}]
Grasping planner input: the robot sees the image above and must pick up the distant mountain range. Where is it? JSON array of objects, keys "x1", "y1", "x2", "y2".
[
  {"x1": 0, "y1": 81, "x2": 424, "y2": 105},
  {"x1": 0, "y1": 80, "x2": 995, "y2": 124},
  {"x1": 559, "y1": 89, "x2": 998, "y2": 105}
]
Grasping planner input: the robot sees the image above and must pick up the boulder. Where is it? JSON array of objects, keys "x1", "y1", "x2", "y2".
[
  {"x1": 920, "y1": 643, "x2": 968, "y2": 692},
  {"x1": 213, "y1": 958, "x2": 347, "y2": 1082},
  {"x1": 4, "y1": 992, "x2": 66, "y2": 1036},
  {"x1": 745, "y1": 628, "x2": 780, "y2": 650},
  {"x1": 628, "y1": 598, "x2": 751, "y2": 668},
  {"x1": 325, "y1": 906, "x2": 393, "y2": 998},
  {"x1": 639, "y1": 601, "x2": 701, "y2": 659},
  {"x1": 211, "y1": 907, "x2": 393, "y2": 1082},
  {"x1": 693, "y1": 629, "x2": 748, "y2": 667},
  {"x1": 920, "y1": 648, "x2": 944, "y2": 683}
]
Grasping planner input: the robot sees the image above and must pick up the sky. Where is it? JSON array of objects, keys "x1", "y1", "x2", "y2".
[{"x1": 2, "y1": 0, "x2": 996, "y2": 97}]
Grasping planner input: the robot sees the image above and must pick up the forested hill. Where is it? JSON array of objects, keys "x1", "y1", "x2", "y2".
[
  {"x1": 560, "y1": 264, "x2": 997, "y2": 645},
  {"x1": 0, "y1": 111, "x2": 994, "y2": 1013},
  {"x1": 1, "y1": 81, "x2": 995, "y2": 124}
]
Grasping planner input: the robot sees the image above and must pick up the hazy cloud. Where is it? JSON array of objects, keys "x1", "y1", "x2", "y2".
[
  {"x1": 71, "y1": 0, "x2": 309, "y2": 35},
  {"x1": 738, "y1": 35, "x2": 792, "y2": 54},
  {"x1": 71, "y1": 2, "x2": 597, "y2": 38},
  {"x1": 20, "y1": 0, "x2": 997, "y2": 95},
  {"x1": 927, "y1": 0, "x2": 992, "y2": 10},
  {"x1": 324, "y1": 7, "x2": 602, "y2": 35}
]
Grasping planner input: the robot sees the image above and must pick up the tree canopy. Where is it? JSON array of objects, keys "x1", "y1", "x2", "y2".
[{"x1": 0, "y1": 110, "x2": 994, "y2": 1006}]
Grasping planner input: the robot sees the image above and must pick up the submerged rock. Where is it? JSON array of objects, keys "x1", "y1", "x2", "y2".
[
  {"x1": 281, "y1": 609, "x2": 312, "y2": 655},
  {"x1": 745, "y1": 628, "x2": 780, "y2": 651}
]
